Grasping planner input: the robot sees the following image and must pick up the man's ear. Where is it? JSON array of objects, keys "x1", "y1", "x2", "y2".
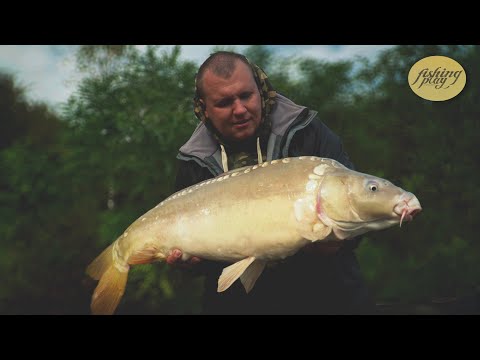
[{"x1": 200, "y1": 99, "x2": 208, "y2": 119}]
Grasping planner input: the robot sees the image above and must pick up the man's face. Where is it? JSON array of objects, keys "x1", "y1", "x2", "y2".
[{"x1": 201, "y1": 61, "x2": 262, "y2": 143}]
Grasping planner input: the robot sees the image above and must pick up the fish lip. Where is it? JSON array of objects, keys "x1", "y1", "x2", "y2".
[
  {"x1": 394, "y1": 204, "x2": 422, "y2": 216},
  {"x1": 393, "y1": 195, "x2": 422, "y2": 223},
  {"x1": 409, "y1": 208, "x2": 422, "y2": 217}
]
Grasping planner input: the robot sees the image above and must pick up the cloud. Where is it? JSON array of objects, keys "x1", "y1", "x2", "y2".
[
  {"x1": 294, "y1": 45, "x2": 395, "y2": 61},
  {"x1": 0, "y1": 45, "x2": 80, "y2": 108},
  {"x1": 0, "y1": 45, "x2": 395, "y2": 109}
]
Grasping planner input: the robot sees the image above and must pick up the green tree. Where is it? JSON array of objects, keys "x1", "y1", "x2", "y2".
[{"x1": 0, "y1": 72, "x2": 81, "y2": 314}]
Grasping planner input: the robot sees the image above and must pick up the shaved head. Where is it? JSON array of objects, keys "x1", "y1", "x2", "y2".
[{"x1": 196, "y1": 52, "x2": 252, "y2": 100}]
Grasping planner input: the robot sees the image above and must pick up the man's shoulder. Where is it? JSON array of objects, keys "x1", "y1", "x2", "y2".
[
  {"x1": 270, "y1": 94, "x2": 312, "y2": 137},
  {"x1": 285, "y1": 112, "x2": 325, "y2": 134},
  {"x1": 286, "y1": 112, "x2": 353, "y2": 169},
  {"x1": 284, "y1": 111, "x2": 336, "y2": 147}
]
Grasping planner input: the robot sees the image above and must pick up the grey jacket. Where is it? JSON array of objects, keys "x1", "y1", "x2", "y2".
[{"x1": 177, "y1": 94, "x2": 320, "y2": 176}]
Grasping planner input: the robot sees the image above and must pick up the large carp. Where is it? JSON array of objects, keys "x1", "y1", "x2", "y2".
[{"x1": 86, "y1": 156, "x2": 421, "y2": 314}]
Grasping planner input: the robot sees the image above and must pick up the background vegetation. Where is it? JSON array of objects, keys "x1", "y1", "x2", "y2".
[{"x1": 1, "y1": 45, "x2": 478, "y2": 314}]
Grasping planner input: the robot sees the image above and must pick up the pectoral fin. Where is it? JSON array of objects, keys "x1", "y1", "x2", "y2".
[
  {"x1": 295, "y1": 194, "x2": 333, "y2": 241},
  {"x1": 218, "y1": 256, "x2": 256, "y2": 292},
  {"x1": 299, "y1": 222, "x2": 333, "y2": 242},
  {"x1": 240, "y1": 260, "x2": 266, "y2": 293}
]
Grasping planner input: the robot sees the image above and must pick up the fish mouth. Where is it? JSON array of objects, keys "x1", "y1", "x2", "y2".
[{"x1": 393, "y1": 193, "x2": 422, "y2": 227}]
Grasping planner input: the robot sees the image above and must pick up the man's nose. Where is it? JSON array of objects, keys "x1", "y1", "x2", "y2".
[{"x1": 232, "y1": 99, "x2": 247, "y2": 116}]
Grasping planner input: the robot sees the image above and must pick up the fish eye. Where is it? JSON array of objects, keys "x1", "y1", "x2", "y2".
[{"x1": 368, "y1": 182, "x2": 378, "y2": 192}]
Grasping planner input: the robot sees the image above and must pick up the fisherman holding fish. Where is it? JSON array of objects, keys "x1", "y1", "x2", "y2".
[
  {"x1": 86, "y1": 51, "x2": 421, "y2": 315},
  {"x1": 169, "y1": 51, "x2": 377, "y2": 314}
]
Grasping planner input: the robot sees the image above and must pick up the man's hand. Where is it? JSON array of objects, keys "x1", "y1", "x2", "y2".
[{"x1": 166, "y1": 249, "x2": 202, "y2": 268}]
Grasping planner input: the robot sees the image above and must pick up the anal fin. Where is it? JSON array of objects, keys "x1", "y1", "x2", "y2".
[
  {"x1": 218, "y1": 256, "x2": 256, "y2": 292},
  {"x1": 240, "y1": 260, "x2": 266, "y2": 293}
]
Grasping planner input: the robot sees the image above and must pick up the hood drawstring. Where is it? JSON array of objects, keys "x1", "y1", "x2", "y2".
[
  {"x1": 219, "y1": 136, "x2": 264, "y2": 173},
  {"x1": 256, "y1": 137, "x2": 263, "y2": 165},
  {"x1": 220, "y1": 144, "x2": 229, "y2": 172}
]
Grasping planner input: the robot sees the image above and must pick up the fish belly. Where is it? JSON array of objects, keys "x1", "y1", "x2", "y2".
[{"x1": 166, "y1": 195, "x2": 309, "y2": 262}]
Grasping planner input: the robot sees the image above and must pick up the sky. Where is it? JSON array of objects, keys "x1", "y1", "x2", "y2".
[{"x1": 0, "y1": 45, "x2": 395, "y2": 110}]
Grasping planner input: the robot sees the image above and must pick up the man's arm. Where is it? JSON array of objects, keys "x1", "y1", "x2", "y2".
[
  {"x1": 288, "y1": 116, "x2": 362, "y2": 251},
  {"x1": 288, "y1": 116, "x2": 375, "y2": 312},
  {"x1": 174, "y1": 159, "x2": 213, "y2": 193}
]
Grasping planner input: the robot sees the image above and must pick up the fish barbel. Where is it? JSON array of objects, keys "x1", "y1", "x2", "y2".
[{"x1": 86, "y1": 156, "x2": 422, "y2": 314}]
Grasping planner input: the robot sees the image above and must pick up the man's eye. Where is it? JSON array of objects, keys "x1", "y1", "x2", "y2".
[
  {"x1": 216, "y1": 100, "x2": 231, "y2": 108},
  {"x1": 215, "y1": 99, "x2": 233, "y2": 108},
  {"x1": 240, "y1": 92, "x2": 252, "y2": 100}
]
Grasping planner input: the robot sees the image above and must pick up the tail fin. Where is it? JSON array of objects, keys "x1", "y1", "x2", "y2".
[
  {"x1": 86, "y1": 243, "x2": 129, "y2": 315},
  {"x1": 86, "y1": 243, "x2": 114, "y2": 280}
]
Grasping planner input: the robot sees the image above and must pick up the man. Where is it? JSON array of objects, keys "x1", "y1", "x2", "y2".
[{"x1": 169, "y1": 51, "x2": 376, "y2": 314}]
